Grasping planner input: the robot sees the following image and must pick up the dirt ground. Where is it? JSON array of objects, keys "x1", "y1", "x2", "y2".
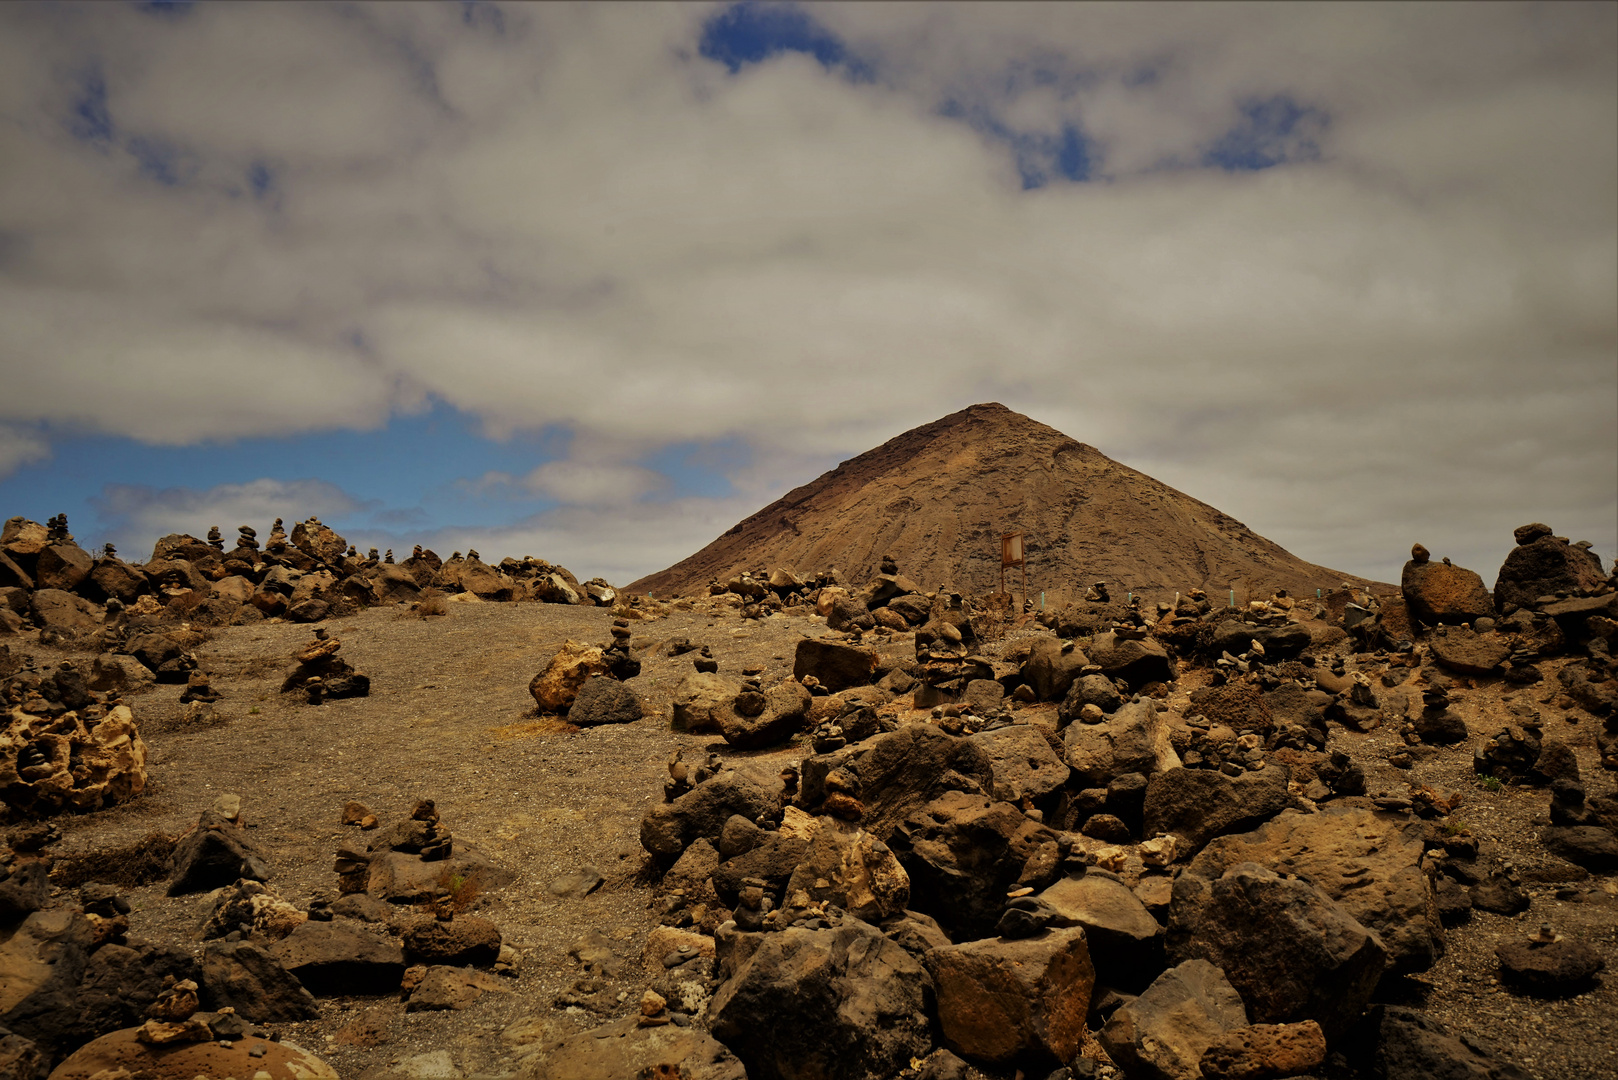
[{"x1": 18, "y1": 597, "x2": 1618, "y2": 1080}]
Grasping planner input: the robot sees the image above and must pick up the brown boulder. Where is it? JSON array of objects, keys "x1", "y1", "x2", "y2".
[
  {"x1": 33, "y1": 542, "x2": 91, "y2": 592},
  {"x1": 928, "y1": 927, "x2": 1094, "y2": 1070},
  {"x1": 29, "y1": 589, "x2": 101, "y2": 637},
  {"x1": 50, "y1": 1028, "x2": 336, "y2": 1080},
  {"x1": 1401, "y1": 557, "x2": 1491, "y2": 626},
  {"x1": 1199, "y1": 1021, "x2": 1327, "y2": 1080},
  {"x1": 793, "y1": 639, "x2": 879, "y2": 692}
]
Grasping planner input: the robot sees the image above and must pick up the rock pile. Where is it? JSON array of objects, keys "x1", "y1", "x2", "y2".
[{"x1": 603, "y1": 523, "x2": 1618, "y2": 1079}]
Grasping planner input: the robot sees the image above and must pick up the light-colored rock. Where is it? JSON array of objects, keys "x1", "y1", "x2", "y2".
[
  {"x1": 1183, "y1": 806, "x2": 1443, "y2": 974},
  {"x1": 783, "y1": 817, "x2": 910, "y2": 923},
  {"x1": 0, "y1": 704, "x2": 147, "y2": 819},
  {"x1": 48, "y1": 1028, "x2": 336, "y2": 1080},
  {"x1": 672, "y1": 671, "x2": 739, "y2": 734},
  {"x1": 528, "y1": 641, "x2": 608, "y2": 713},
  {"x1": 1063, "y1": 699, "x2": 1181, "y2": 788}
]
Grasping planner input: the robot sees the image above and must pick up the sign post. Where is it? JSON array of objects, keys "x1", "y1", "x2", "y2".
[{"x1": 1000, "y1": 532, "x2": 1026, "y2": 611}]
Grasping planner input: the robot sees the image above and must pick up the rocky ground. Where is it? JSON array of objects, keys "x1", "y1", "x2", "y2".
[
  {"x1": 4, "y1": 585, "x2": 1615, "y2": 1080},
  {"x1": 4, "y1": 510, "x2": 1618, "y2": 1080}
]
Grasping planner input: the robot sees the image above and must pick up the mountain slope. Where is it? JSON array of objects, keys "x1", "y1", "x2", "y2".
[{"x1": 630, "y1": 403, "x2": 1379, "y2": 601}]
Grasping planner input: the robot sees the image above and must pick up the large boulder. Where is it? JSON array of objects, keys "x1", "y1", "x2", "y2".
[
  {"x1": 1087, "y1": 632, "x2": 1174, "y2": 689},
  {"x1": 269, "y1": 918, "x2": 407, "y2": 996},
  {"x1": 1402, "y1": 555, "x2": 1492, "y2": 625},
  {"x1": 708, "y1": 917, "x2": 933, "y2": 1080},
  {"x1": 715, "y1": 678, "x2": 812, "y2": 750},
  {"x1": 28, "y1": 589, "x2": 100, "y2": 638},
  {"x1": 567, "y1": 676, "x2": 644, "y2": 726},
  {"x1": 168, "y1": 809, "x2": 272, "y2": 896},
  {"x1": 200, "y1": 940, "x2": 320, "y2": 1022},
  {"x1": 529, "y1": 641, "x2": 609, "y2": 713},
  {"x1": 1182, "y1": 807, "x2": 1443, "y2": 974},
  {"x1": 927, "y1": 927, "x2": 1094, "y2": 1071},
  {"x1": 1022, "y1": 638, "x2": 1089, "y2": 702},
  {"x1": 893, "y1": 790, "x2": 1058, "y2": 940},
  {"x1": 969, "y1": 725, "x2": 1070, "y2": 803},
  {"x1": 1429, "y1": 627, "x2": 1511, "y2": 677},
  {"x1": 1063, "y1": 700, "x2": 1181, "y2": 789},
  {"x1": 73, "y1": 939, "x2": 201, "y2": 1044},
  {"x1": 797, "y1": 725, "x2": 996, "y2": 846},
  {"x1": 1206, "y1": 621, "x2": 1313, "y2": 661},
  {"x1": 783, "y1": 817, "x2": 910, "y2": 923},
  {"x1": 1038, "y1": 871, "x2": 1163, "y2": 988},
  {"x1": 519, "y1": 1013, "x2": 747, "y2": 1080},
  {"x1": 51, "y1": 1027, "x2": 336, "y2": 1079},
  {"x1": 1059, "y1": 674, "x2": 1123, "y2": 722},
  {"x1": 1, "y1": 704, "x2": 147, "y2": 819},
  {"x1": 793, "y1": 639, "x2": 880, "y2": 693},
  {"x1": 33, "y1": 542, "x2": 91, "y2": 592},
  {"x1": 1141, "y1": 765, "x2": 1292, "y2": 855},
  {"x1": 641, "y1": 764, "x2": 782, "y2": 863},
  {"x1": 1372, "y1": 1006, "x2": 1533, "y2": 1080},
  {"x1": 671, "y1": 671, "x2": 738, "y2": 734},
  {"x1": 1494, "y1": 528, "x2": 1607, "y2": 614},
  {"x1": 1167, "y1": 863, "x2": 1388, "y2": 1040},
  {"x1": 0, "y1": 908, "x2": 94, "y2": 1058},
  {"x1": 1099, "y1": 960, "x2": 1250, "y2": 1080}
]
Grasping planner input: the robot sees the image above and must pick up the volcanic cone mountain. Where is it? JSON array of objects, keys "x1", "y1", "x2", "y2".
[{"x1": 630, "y1": 403, "x2": 1381, "y2": 602}]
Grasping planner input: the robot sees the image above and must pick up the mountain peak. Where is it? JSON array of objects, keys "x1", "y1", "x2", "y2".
[{"x1": 630, "y1": 406, "x2": 1374, "y2": 600}]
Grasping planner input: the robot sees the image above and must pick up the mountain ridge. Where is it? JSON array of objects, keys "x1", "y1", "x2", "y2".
[{"x1": 630, "y1": 403, "x2": 1382, "y2": 601}]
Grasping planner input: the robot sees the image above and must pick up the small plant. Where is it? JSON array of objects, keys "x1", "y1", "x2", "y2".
[
  {"x1": 1441, "y1": 817, "x2": 1471, "y2": 837},
  {"x1": 1477, "y1": 774, "x2": 1503, "y2": 793},
  {"x1": 431, "y1": 868, "x2": 483, "y2": 914},
  {"x1": 248, "y1": 706, "x2": 261, "y2": 715},
  {"x1": 414, "y1": 589, "x2": 449, "y2": 618}
]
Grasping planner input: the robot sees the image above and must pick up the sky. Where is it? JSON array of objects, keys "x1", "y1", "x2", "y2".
[{"x1": 0, "y1": 1, "x2": 1613, "y2": 587}]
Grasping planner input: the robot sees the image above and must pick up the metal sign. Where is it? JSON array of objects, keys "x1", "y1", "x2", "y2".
[
  {"x1": 1000, "y1": 532, "x2": 1026, "y2": 609},
  {"x1": 1001, "y1": 532, "x2": 1024, "y2": 568}
]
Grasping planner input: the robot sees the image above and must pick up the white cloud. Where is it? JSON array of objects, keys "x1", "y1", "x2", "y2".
[
  {"x1": 0, "y1": 424, "x2": 49, "y2": 479},
  {"x1": 521, "y1": 460, "x2": 663, "y2": 504},
  {"x1": 0, "y1": 2, "x2": 1612, "y2": 584}
]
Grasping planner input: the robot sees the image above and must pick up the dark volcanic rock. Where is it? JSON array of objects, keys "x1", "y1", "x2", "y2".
[
  {"x1": 709, "y1": 916, "x2": 932, "y2": 1080},
  {"x1": 1167, "y1": 863, "x2": 1388, "y2": 1040},
  {"x1": 1494, "y1": 530, "x2": 1606, "y2": 614}
]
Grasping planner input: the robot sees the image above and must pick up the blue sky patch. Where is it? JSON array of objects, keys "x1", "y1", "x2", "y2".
[
  {"x1": 126, "y1": 135, "x2": 197, "y2": 186},
  {"x1": 132, "y1": 0, "x2": 194, "y2": 19},
  {"x1": 69, "y1": 70, "x2": 113, "y2": 144},
  {"x1": 700, "y1": 2, "x2": 854, "y2": 75},
  {"x1": 1205, "y1": 96, "x2": 1328, "y2": 171}
]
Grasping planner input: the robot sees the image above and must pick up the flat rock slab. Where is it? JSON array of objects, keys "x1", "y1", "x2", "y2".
[
  {"x1": 1495, "y1": 938, "x2": 1605, "y2": 996},
  {"x1": 50, "y1": 1029, "x2": 336, "y2": 1080},
  {"x1": 519, "y1": 1013, "x2": 746, "y2": 1080}
]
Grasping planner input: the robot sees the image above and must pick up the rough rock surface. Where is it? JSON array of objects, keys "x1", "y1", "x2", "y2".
[
  {"x1": 0, "y1": 704, "x2": 147, "y2": 819},
  {"x1": 518, "y1": 1013, "x2": 747, "y2": 1080},
  {"x1": 1099, "y1": 959, "x2": 1249, "y2": 1080},
  {"x1": 1167, "y1": 863, "x2": 1388, "y2": 1039},
  {"x1": 1182, "y1": 806, "x2": 1444, "y2": 974},
  {"x1": 927, "y1": 927, "x2": 1094, "y2": 1069},
  {"x1": 708, "y1": 917, "x2": 933, "y2": 1080}
]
